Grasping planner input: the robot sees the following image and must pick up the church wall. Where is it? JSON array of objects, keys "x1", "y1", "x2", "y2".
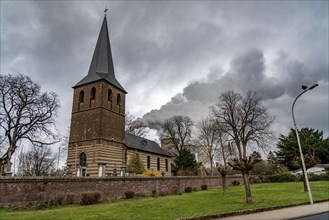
[
  {"x1": 0, "y1": 176, "x2": 243, "y2": 208},
  {"x1": 66, "y1": 142, "x2": 126, "y2": 177},
  {"x1": 126, "y1": 150, "x2": 171, "y2": 176}
]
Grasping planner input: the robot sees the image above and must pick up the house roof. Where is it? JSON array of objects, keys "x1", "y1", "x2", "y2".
[
  {"x1": 74, "y1": 15, "x2": 126, "y2": 93},
  {"x1": 125, "y1": 133, "x2": 172, "y2": 157}
]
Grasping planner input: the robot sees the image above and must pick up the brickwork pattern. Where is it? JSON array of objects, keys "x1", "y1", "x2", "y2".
[
  {"x1": 0, "y1": 176, "x2": 243, "y2": 208},
  {"x1": 67, "y1": 80, "x2": 127, "y2": 177}
]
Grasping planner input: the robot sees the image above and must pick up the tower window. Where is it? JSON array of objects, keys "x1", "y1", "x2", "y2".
[
  {"x1": 80, "y1": 152, "x2": 87, "y2": 167},
  {"x1": 79, "y1": 91, "x2": 84, "y2": 103},
  {"x1": 117, "y1": 94, "x2": 121, "y2": 105},
  {"x1": 90, "y1": 87, "x2": 96, "y2": 100},
  {"x1": 108, "y1": 89, "x2": 112, "y2": 101},
  {"x1": 165, "y1": 159, "x2": 168, "y2": 172}
]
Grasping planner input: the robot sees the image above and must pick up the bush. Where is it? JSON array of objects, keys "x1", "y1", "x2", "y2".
[
  {"x1": 249, "y1": 175, "x2": 268, "y2": 183},
  {"x1": 66, "y1": 193, "x2": 75, "y2": 205},
  {"x1": 124, "y1": 191, "x2": 135, "y2": 199},
  {"x1": 171, "y1": 186, "x2": 181, "y2": 195},
  {"x1": 51, "y1": 195, "x2": 64, "y2": 206},
  {"x1": 184, "y1": 187, "x2": 192, "y2": 193},
  {"x1": 151, "y1": 190, "x2": 157, "y2": 197},
  {"x1": 309, "y1": 172, "x2": 329, "y2": 181},
  {"x1": 231, "y1": 180, "x2": 240, "y2": 186},
  {"x1": 201, "y1": 184, "x2": 208, "y2": 190},
  {"x1": 80, "y1": 192, "x2": 101, "y2": 205},
  {"x1": 267, "y1": 173, "x2": 298, "y2": 182},
  {"x1": 143, "y1": 169, "x2": 162, "y2": 177},
  {"x1": 159, "y1": 191, "x2": 168, "y2": 196}
]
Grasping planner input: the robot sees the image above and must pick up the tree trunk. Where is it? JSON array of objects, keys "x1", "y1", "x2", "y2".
[
  {"x1": 302, "y1": 173, "x2": 308, "y2": 192},
  {"x1": 221, "y1": 174, "x2": 228, "y2": 195},
  {"x1": 243, "y1": 172, "x2": 252, "y2": 204},
  {"x1": 210, "y1": 162, "x2": 213, "y2": 176},
  {"x1": 0, "y1": 160, "x2": 3, "y2": 175}
]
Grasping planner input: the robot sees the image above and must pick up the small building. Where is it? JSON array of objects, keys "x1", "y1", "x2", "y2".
[
  {"x1": 291, "y1": 164, "x2": 329, "y2": 175},
  {"x1": 66, "y1": 14, "x2": 171, "y2": 177}
]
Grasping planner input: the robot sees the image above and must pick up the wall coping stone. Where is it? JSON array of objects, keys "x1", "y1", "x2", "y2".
[{"x1": 0, "y1": 175, "x2": 241, "y2": 183}]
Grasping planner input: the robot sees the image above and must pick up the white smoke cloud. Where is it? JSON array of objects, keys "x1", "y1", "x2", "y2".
[{"x1": 142, "y1": 48, "x2": 327, "y2": 137}]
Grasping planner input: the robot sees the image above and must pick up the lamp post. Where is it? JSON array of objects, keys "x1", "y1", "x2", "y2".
[{"x1": 291, "y1": 83, "x2": 318, "y2": 205}]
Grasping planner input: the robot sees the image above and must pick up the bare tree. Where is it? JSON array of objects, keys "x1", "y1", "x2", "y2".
[
  {"x1": 216, "y1": 128, "x2": 235, "y2": 195},
  {"x1": 211, "y1": 90, "x2": 274, "y2": 203},
  {"x1": 17, "y1": 145, "x2": 56, "y2": 176},
  {"x1": 125, "y1": 111, "x2": 149, "y2": 137},
  {"x1": 162, "y1": 115, "x2": 198, "y2": 175},
  {"x1": 0, "y1": 74, "x2": 60, "y2": 175},
  {"x1": 161, "y1": 115, "x2": 194, "y2": 156},
  {"x1": 54, "y1": 134, "x2": 69, "y2": 176},
  {"x1": 195, "y1": 117, "x2": 220, "y2": 176}
]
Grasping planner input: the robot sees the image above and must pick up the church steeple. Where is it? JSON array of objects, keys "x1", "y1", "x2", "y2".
[{"x1": 74, "y1": 15, "x2": 126, "y2": 93}]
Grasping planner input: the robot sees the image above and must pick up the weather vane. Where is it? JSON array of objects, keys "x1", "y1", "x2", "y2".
[{"x1": 104, "y1": 6, "x2": 108, "y2": 16}]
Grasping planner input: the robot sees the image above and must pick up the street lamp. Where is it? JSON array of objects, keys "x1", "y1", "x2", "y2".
[{"x1": 291, "y1": 83, "x2": 318, "y2": 205}]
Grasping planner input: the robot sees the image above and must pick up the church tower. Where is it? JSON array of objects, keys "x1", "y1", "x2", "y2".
[{"x1": 66, "y1": 14, "x2": 127, "y2": 177}]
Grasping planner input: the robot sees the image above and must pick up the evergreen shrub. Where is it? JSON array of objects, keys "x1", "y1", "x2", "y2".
[
  {"x1": 80, "y1": 192, "x2": 101, "y2": 205},
  {"x1": 201, "y1": 184, "x2": 208, "y2": 190},
  {"x1": 231, "y1": 180, "x2": 240, "y2": 186},
  {"x1": 124, "y1": 191, "x2": 135, "y2": 199},
  {"x1": 66, "y1": 193, "x2": 75, "y2": 204},
  {"x1": 266, "y1": 173, "x2": 298, "y2": 182},
  {"x1": 184, "y1": 187, "x2": 192, "y2": 193}
]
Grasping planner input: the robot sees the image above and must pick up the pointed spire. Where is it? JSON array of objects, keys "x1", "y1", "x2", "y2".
[
  {"x1": 88, "y1": 16, "x2": 114, "y2": 76},
  {"x1": 74, "y1": 15, "x2": 126, "y2": 93}
]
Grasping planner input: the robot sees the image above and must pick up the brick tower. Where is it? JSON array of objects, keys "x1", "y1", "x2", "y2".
[{"x1": 66, "y1": 14, "x2": 127, "y2": 177}]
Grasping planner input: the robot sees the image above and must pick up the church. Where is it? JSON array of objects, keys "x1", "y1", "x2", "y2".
[{"x1": 66, "y1": 13, "x2": 172, "y2": 177}]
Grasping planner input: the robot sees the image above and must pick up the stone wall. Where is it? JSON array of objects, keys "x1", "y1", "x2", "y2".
[{"x1": 0, "y1": 176, "x2": 243, "y2": 208}]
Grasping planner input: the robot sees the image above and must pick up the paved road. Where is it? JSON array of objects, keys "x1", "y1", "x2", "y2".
[{"x1": 295, "y1": 212, "x2": 329, "y2": 220}]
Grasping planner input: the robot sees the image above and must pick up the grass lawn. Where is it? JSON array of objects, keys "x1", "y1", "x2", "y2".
[{"x1": 1, "y1": 181, "x2": 328, "y2": 220}]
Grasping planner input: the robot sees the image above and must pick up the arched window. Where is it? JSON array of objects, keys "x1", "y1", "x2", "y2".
[
  {"x1": 80, "y1": 152, "x2": 87, "y2": 167},
  {"x1": 108, "y1": 89, "x2": 112, "y2": 101},
  {"x1": 79, "y1": 91, "x2": 84, "y2": 103},
  {"x1": 117, "y1": 94, "x2": 121, "y2": 105},
  {"x1": 90, "y1": 87, "x2": 96, "y2": 100}
]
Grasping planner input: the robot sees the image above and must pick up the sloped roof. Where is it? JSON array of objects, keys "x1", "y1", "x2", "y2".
[
  {"x1": 74, "y1": 16, "x2": 126, "y2": 93},
  {"x1": 125, "y1": 133, "x2": 172, "y2": 157}
]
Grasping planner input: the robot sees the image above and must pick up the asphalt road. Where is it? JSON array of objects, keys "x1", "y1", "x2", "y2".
[{"x1": 295, "y1": 212, "x2": 329, "y2": 220}]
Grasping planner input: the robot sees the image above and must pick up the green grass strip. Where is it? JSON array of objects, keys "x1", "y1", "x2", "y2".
[{"x1": 1, "y1": 181, "x2": 328, "y2": 220}]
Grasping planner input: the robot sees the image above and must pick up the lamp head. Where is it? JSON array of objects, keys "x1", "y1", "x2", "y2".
[
  {"x1": 302, "y1": 85, "x2": 307, "y2": 90},
  {"x1": 309, "y1": 84, "x2": 319, "y2": 90}
]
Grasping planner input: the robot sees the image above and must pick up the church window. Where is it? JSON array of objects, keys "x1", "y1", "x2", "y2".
[
  {"x1": 157, "y1": 158, "x2": 160, "y2": 171},
  {"x1": 117, "y1": 94, "x2": 121, "y2": 105},
  {"x1": 147, "y1": 156, "x2": 151, "y2": 169},
  {"x1": 90, "y1": 87, "x2": 96, "y2": 100},
  {"x1": 79, "y1": 91, "x2": 84, "y2": 103},
  {"x1": 80, "y1": 152, "x2": 87, "y2": 167},
  {"x1": 108, "y1": 89, "x2": 112, "y2": 101},
  {"x1": 165, "y1": 159, "x2": 168, "y2": 172}
]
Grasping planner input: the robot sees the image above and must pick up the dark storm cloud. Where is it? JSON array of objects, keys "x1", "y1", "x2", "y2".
[
  {"x1": 1, "y1": 1, "x2": 328, "y2": 141},
  {"x1": 1, "y1": 1, "x2": 106, "y2": 129}
]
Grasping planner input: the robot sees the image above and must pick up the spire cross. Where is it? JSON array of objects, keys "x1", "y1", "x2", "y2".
[{"x1": 104, "y1": 7, "x2": 108, "y2": 16}]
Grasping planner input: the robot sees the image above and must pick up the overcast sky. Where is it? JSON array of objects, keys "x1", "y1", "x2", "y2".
[{"x1": 1, "y1": 1, "x2": 328, "y2": 155}]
